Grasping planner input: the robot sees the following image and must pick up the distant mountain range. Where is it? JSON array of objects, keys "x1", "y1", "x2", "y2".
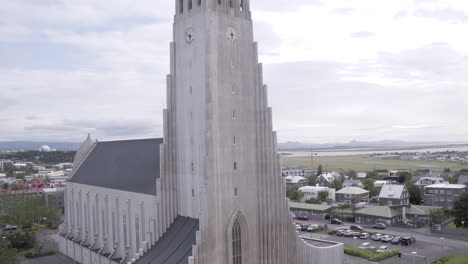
[
  {"x1": 278, "y1": 140, "x2": 468, "y2": 151},
  {"x1": 0, "y1": 141, "x2": 81, "y2": 151}
]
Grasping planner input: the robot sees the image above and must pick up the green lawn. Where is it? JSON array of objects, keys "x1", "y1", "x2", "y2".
[
  {"x1": 446, "y1": 223, "x2": 467, "y2": 229},
  {"x1": 344, "y1": 246, "x2": 399, "y2": 261},
  {"x1": 282, "y1": 154, "x2": 468, "y2": 173},
  {"x1": 432, "y1": 254, "x2": 468, "y2": 264}
]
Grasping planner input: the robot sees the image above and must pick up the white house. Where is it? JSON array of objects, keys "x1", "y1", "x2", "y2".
[{"x1": 298, "y1": 186, "x2": 336, "y2": 202}]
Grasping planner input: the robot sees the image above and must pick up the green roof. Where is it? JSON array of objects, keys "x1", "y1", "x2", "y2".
[
  {"x1": 354, "y1": 206, "x2": 400, "y2": 219},
  {"x1": 289, "y1": 202, "x2": 333, "y2": 212},
  {"x1": 407, "y1": 205, "x2": 442, "y2": 216}
]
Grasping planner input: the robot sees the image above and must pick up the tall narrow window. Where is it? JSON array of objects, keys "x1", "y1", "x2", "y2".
[
  {"x1": 232, "y1": 110, "x2": 236, "y2": 119},
  {"x1": 218, "y1": 0, "x2": 221, "y2": 5},
  {"x1": 190, "y1": 86, "x2": 192, "y2": 94},
  {"x1": 233, "y1": 136, "x2": 236, "y2": 145},
  {"x1": 232, "y1": 220, "x2": 242, "y2": 264},
  {"x1": 180, "y1": 0, "x2": 184, "y2": 13},
  {"x1": 240, "y1": 0, "x2": 244, "y2": 12},
  {"x1": 198, "y1": 0, "x2": 202, "y2": 5},
  {"x1": 229, "y1": 0, "x2": 233, "y2": 8},
  {"x1": 188, "y1": 0, "x2": 192, "y2": 10},
  {"x1": 234, "y1": 162, "x2": 237, "y2": 171}
]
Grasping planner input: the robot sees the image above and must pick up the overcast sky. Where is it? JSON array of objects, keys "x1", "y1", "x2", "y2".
[{"x1": 1, "y1": 0, "x2": 467, "y2": 143}]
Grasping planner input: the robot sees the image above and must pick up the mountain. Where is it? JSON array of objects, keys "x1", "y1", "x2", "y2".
[
  {"x1": 278, "y1": 140, "x2": 468, "y2": 151},
  {"x1": 0, "y1": 141, "x2": 81, "y2": 151}
]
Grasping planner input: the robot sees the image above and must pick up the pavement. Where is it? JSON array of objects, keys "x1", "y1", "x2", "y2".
[{"x1": 296, "y1": 219, "x2": 468, "y2": 263}]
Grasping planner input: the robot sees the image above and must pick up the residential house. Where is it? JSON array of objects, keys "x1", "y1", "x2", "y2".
[
  {"x1": 406, "y1": 205, "x2": 442, "y2": 227},
  {"x1": 289, "y1": 202, "x2": 333, "y2": 220},
  {"x1": 298, "y1": 186, "x2": 335, "y2": 202},
  {"x1": 457, "y1": 176, "x2": 468, "y2": 187},
  {"x1": 316, "y1": 173, "x2": 339, "y2": 187},
  {"x1": 285, "y1": 175, "x2": 308, "y2": 186},
  {"x1": 424, "y1": 184, "x2": 467, "y2": 209},
  {"x1": 378, "y1": 184, "x2": 409, "y2": 206},
  {"x1": 357, "y1": 172, "x2": 367, "y2": 180},
  {"x1": 343, "y1": 179, "x2": 363, "y2": 188},
  {"x1": 415, "y1": 177, "x2": 448, "y2": 193},
  {"x1": 374, "y1": 180, "x2": 391, "y2": 188},
  {"x1": 335, "y1": 186, "x2": 370, "y2": 205},
  {"x1": 354, "y1": 205, "x2": 401, "y2": 226},
  {"x1": 281, "y1": 166, "x2": 317, "y2": 178}
]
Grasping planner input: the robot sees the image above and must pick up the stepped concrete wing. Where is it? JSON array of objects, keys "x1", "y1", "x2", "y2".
[
  {"x1": 137, "y1": 216, "x2": 199, "y2": 264},
  {"x1": 69, "y1": 138, "x2": 162, "y2": 195}
]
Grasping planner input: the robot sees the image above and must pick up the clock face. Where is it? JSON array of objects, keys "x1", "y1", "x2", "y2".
[
  {"x1": 185, "y1": 28, "x2": 194, "y2": 44},
  {"x1": 226, "y1": 26, "x2": 238, "y2": 43}
]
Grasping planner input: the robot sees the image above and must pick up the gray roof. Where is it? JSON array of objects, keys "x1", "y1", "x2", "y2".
[
  {"x1": 407, "y1": 205, "x2": 442, "y2": 216},
  {"x1": 343, "y1": 179, "x2": 363, "y2": 187},
  {"x1": 379, "y1": 184, "x2": 406, "y2": 199},
  {"x1": 336, "y1": 186, "x2": 369, "y2": 195},
  {"x1": 458, "y1": 176, "x2": 468, "y2": 185},
  {"x1": 289, "y1": 202, "x2": 333, "y2": 212},
  {"x1": 354, "y1": 206, "x2": 400, "y2": 218},
  {"x1": 137, "y1": 216, "x2": 199, "y2": 264},
  {"x1": 70, "y1": 138, "x2": 162, "y2": 195}
]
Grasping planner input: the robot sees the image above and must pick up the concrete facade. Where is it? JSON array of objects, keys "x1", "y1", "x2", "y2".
[
  {"x1": 424, "y1": 184, "x2": 467, "y2": 209},
  {"x1": 59, "y1": 1, "x2": 344, "y2": 263}
]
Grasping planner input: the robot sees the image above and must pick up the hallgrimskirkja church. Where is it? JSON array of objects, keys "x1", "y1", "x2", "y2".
[{"x1": 58, "y1": 1, "x2": 344, "y2": 263}]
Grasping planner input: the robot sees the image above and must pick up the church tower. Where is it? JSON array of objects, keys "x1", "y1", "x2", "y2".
[{"x1": 162, "y1": 0, "x2": 341, "y2": 263}]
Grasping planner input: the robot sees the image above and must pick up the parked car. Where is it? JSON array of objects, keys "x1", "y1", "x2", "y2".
[
  {"x1": 350, "y1": 225, "x2": 364, "y2": 231},
  {"x1": 359, "y1": 242, "x2": 371, "y2": 249},
  {"x1": 295, "y1": 224, "x2": 302, "y2": 230},
  {"x1": 381, "y1": 235, "x2": 394, "y2": 243},
  {"x1": 330, "y1": 218, "x2": 342, "y2": 224},
  {"x1": 296, "y1": 215, "x2": 309, "y2": 220},
  {"x1": 376, "y1": 246, "x2": 389, "y2": 252},
  {"x1": 372, "y1": 223, "x2": 386, "y2": 229},
  {"x1": 351, "y1": 232, "x2": 361, "y2": 238},
  {"x1": 401, "y1": 237, "x2": 416, "y2": 246},
  {"x1": 307, "y1": 224, "x2": 319, "y2": 232},
  {"x1": 300, "y1": 225, "x2": 309, "y2": 232},
  {"x1": 360, "y1": 233, "x2": 370, "y2": 239},
  {"x1": 367, "y1": 245, "x2": 376, "y2": 251},
  {"x1": 336, "y1": 229, "x2": 346, "y2": 236},
  {"x1": 3, "y1": 225, "x2": 17, "y2": 231},
  {"x1": 343, "y1": 230, "x2": 353, "y2": 237},
  {"x1": 370, "y1": 234, "x2": 382, "y2": 241},
  {"x1": 391, "y1": 237, "x2": 402, "y2": 245}
]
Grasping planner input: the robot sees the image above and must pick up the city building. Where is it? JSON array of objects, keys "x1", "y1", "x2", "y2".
[
  {"x1": 281, "y1": 166, "x2": 317, "y2": 178},
  {"x1": 58, "y1": 1, "x2": 343, "y2": 264},
  {"x1": 378, "y1": 184, "x2": 409, "y2": 206},
  {"x1": 424, "y1": 184, "x2": 467, "y2": 209},
  {"x1": 298, "y1": 186, "x2": 335, "y2": 202},
  {"x1": 335, "y1": 187, "x2": 370, "y2": 205},
  {"x1": 415, "y1": 177, "x2": 448, "y2": 192},
  {"x1": 289, "y1": 202, "x2": 333, "y2": 220}
]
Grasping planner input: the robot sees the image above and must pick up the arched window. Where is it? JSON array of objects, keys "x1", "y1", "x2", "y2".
[
  {"x1": 198, "y1": 0, "x2": 201, "y2": 5},
  {"x1": 232, "y1": 220, "x2": 242, "y2": 264},
  {"x1": 240, "y1": 0, "x2": 244, "y2": 12}
]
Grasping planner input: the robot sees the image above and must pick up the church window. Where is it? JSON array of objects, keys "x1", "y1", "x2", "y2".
[
  {"x1": 180, "y1": 0, "x2": 184, "y2": 13},
  {"x1": 190, "y1": 111, "x2": 193, "y2": 120},
  {"x1": 233, "y1": 136, "x2": 236, "y2": 145},
  {"x1": 198, "y1": 0, "x2": 202, "y2": 5},
  {"x1": 232, "y1": 219, "x2": 242, "y2": 264},
  {"x1": 229, "y1": 0, "x2": 233, "y2": 8},
  {"x1": 234, "y1": 162, "x2": 237, "y2": 170},
  {"x1": 218, "y1": 0, "x2": 221, "y2": 5},
  {"x1": 191, "y1": 162, "x2": 194, "y2": 172},
  {"x1": 188, "y1": 0, "x2": 192, "y2": 10},
  {"x1": 190, "y1": 86, "x2": 192, "y2": 94},
  {"x1": 234, "y1": 188, "x2": 238, "y2": 196},
  {"x1": 232, "y1": 110, "x2": 236, "y2": 119},
  {"x1": 192, "y1": 188, "x2": 195, "y2": 197},
  {"x1": 240, "y1": 0, "x2": 244, "y2": 12}
]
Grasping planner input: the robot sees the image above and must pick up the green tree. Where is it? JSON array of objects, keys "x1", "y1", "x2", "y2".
[
  {"x1": 308, "y1": 175, "x2": 316, "y2": 186},
  {"x1": 363, "y1": 178, "x2": 380, "y2": 197},
  {"x1": 347, "y1": 170, "x2": 357, "y2": 179},
  {"x1": 366, "y1": 171, "x2": 379, "y2": 180},
  {"x1": 317, "y1": 190, "x2": 330, "y2": 203},
  {"x1": 316, "y1": 165, "x2": 323, "y2": 177},
  {"x1": 286, "y1": 186, "x2": 304, "y2": 202},
  {"x1": 329, "y1": 177, "x2": 343, "y2": 191},
  {"x1": 454, "y1": 192, "x2": 468, "y2": 228},
  {"x1": 0, "y1": 238, "x2": 18, "y2": 264},
  {"x1": 429, "y1": 209, "x2": 445, "y2": 225},
  {"x1": 406, "y1": 182, "x2": 422, "y2": 205},
  {"x1": 397, "y1": 171, "x2": 412, "y2": 183}
]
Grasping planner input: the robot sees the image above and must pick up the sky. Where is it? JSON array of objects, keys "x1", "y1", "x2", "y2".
[{"x1": 1, "y1": 0, "x2": 468, "y2": 143}]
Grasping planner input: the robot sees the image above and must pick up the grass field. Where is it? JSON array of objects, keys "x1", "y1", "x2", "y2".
[
  {"x1": 432, "y1": 254, "x2": 468, "y2": 264},
  {"x1": 281, "y1": 154, "x2": 468, "y2": 173}
]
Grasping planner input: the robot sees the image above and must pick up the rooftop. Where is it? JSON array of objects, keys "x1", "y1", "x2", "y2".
[
  {"x1": 336, "y1": 186, "x2": 369, "y2": 195},
  {"x1": 354, "y1": 205, "x2": 400, "y2": 218},
  {"x1": 379, "y1": 184, "x2": 406, "y2": 199},
  {"x1": 289, "y1": 202, "x2": 333, "y2": 212},
  {"x1": 425, "y1": 184, "x2": 467, "y2": 189}
]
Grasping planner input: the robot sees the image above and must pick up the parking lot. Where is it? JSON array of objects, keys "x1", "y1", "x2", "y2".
[{"x1": 297, "y1": 223, "x2": 468, "y2": 263}]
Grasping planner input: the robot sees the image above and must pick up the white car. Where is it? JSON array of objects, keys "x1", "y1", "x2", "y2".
[
  {"x1": 295, "y1": 224, "x2": 301, "y2": 230},
  {"x1": 376, "y1": 246, "x2": 389, "y2": 252},
  {"x1": 307, "y1": 224, "x2": 319, "y2": 232},
  {"x1": 371, "y1": 234, "x2": 382, "y2": 241},
  {"x1": 359, "y1": 242, "x2": 371, "y2": 249}
]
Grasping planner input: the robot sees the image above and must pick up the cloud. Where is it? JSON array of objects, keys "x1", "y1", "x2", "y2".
[
  {"x1": 394, "y1": 10, "x2": 408, "y2": 19},
  {"x1": 349, "y1": 31, "x2": 375, "y2": 38},
  {"x1": 392, "y1": 125, "x2": 441, "y2": 129},
  {"x1": 330, "y1": 8, "x2": 355, "y2": 15},
  {"x1": 414, "y1": 8, "x2": 468, "y2": 23}
]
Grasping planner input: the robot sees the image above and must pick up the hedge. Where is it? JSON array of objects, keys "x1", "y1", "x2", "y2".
[{"x1": 344, "y1": 246, "x2": 399, "y2": 261}]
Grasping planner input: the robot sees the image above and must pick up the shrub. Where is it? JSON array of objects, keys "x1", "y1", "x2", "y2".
[
  {"x1": 344, "y1": 246, "x2": 399, "y2": 261},
  {"x1": 328, "y1": 230, "x2": 336, "y2": 235}
]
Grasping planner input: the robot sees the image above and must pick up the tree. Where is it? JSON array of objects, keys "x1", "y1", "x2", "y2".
[
  {"x1": 286, "y1": 186, "x2": 304, "y2": 202},
  {"x1": 316, "y1": 165, "x2": 323, "y2": 177},
  {"x1": 363, "y1": 178, "x2": 380, "y2": 197},
  {"x1": 0, "y1": 238, "x2": 18, "y2": 264},
  {"x1": 453, "y1": 192, "x2": 468, "y2": 228},
  {"x1": 366, "y1": 171, "x2": 379, "y2": 180},
  {"x1": 397, "y1": 171, "x2": 412, "y2": 183},
  {"x1": 329, "y1": 177, "x2": 343, "y2": 191},
  {"x1": 308, "y1": 175, "x2": 316, "y2": 186},
  {"x1": 347, "y1": 170, "x2": 357, "y2": 179},
  {"x1": 317, "y1": 190, "x2": 330, "y2": 203},
  {"x1": 406, "y1": 182, "x2": 422, "y2": 205},
  {"x1": 429, "y1": 209, "x2": 445, "y2": 225}
]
